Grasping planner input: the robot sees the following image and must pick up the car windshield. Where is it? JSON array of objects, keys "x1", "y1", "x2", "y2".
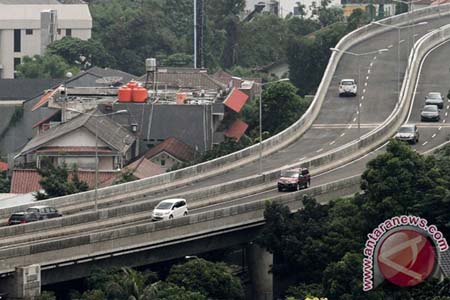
[
  {"x1": 424, "y1": 106, "x2": 438, "y2": 112},
  {"x1": 26, "y1": 208, "x2": 39, "y2": 213},
  {"x1": 156, "y1": 202, "x2": 173, "y2": 210},
  {"x1": 281, "y1": 171, "x2": 299, "y2": 178},
  {"x1": 10, "y1": 214, "x2": 25, "y2": 221},
  {"x1": 428, "y1": 93, "x2": 441, "y2": 99},
  {"x1": 341, "y1": 81, "x2": 354, "y2": 85},
  {"x1": 398, "y1": 126, "x2": 414, "y2": 133}
]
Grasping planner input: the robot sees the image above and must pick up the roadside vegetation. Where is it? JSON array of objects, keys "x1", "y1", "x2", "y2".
[
  {"x1": 256, "y1": 140, "x2": 450, "y2": 299},
  {"x1": 39, "y1": 258, "x2": 243, "y2": 300}
]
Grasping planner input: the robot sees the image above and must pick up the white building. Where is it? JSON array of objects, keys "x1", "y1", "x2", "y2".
[
  {"x1": 245, "y1": 0, "x2": 341, "y2": 18},
  {"x1": 0, "y1": 0, "x2": 92, "y2": 79}
]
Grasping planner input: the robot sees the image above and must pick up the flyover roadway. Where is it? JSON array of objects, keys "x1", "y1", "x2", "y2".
[{"x1": 1, "y1": 12, "x2": 450, "y2": 289}]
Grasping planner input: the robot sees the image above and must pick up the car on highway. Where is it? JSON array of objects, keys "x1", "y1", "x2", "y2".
[
  {"x1": 277, "y1": 168, "x2": 311, "y2": 192},
  {"x1": 394, "y1": 124, "x2": 419, "y2": 144},
  {"x1": 425, "y1": 92, "x2": 444, "y2": 109},
  {"x1": 7, "y1": 212, "x2": 38, "y2": 226},
  {"x1": 421, "y1": 104, "x2": 440, "y2": 122},
  {"x1": 339, "y1": 79, "x2": 357, "y2": 97},
  {"x1": 151, "y1": 198, "x2": 188, "y2": 221},
  {"x1": 26, "y1": 205, "x2": 62, "y2": 220}
]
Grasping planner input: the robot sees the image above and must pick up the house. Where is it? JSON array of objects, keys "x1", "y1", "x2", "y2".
[
  {"x1": 15, "y1": 109, "x2": 136, "y2": 171},
  {"x1": 0, "y1": 0, "x2": 92, "y2": 79},
  {"x1": 143, "y1": 137, "x2": 196, "y2": 171},
  {"x1": 0, "y1": 67, "x2": 136, "y2": 156}
]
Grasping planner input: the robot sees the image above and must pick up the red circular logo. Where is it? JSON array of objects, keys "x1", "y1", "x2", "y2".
[{"x1": 377, "y1": 229, "x2": 436, "y2": 287}]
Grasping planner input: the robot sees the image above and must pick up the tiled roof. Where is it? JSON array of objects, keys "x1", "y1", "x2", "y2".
[
  {"x1": 144, "y1": 137, "x2": 195, "y2": 162},
  {"x1": 36, "y1": 147, "x2": 113, "y2": 153},
  {"x1": 17, "y1": 109, "x2": 135, "y2": 157},
  {"x1": 32, "y1": 110, "x2": 60, "y2": 128},
  {"x1": 31, "y1": 87, "x2": 61, "y2": 111},
  {"x1": 0, "y1": 162, "x2": 8, "y2": 171},
  {"x1": 225, "y1": 119, "x2": 248, "y2": 141},
  {"x1": 124, "y1": 157, "x2": 165, "y2": 179},
  {"x1": 223, "y1": 88, "x2": 249, "y2": 113},
  {"x1": 138, "y1": 68, "x2": 226, "y2": 90},
  {"x1": 0, "y1": 79, "x2": 62, "y2": 101},
  {"x1": 10, "y1": 169, "x2": 116, "y2": 194}
]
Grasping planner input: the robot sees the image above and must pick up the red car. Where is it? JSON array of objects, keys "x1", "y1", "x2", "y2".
[{"x1": 277, "y1": 168, "x2": 311, "y2": 192}]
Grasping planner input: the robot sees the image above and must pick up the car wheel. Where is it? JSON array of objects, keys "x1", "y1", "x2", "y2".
[
  {"x1": 183, "y1": 211, "x2": 188, "y2": 216},
  {"x1": 169, "y1": 215, "x2": 173, "y2": 219},
  {"x1": 278, "y1": 187, "x2": 282, "y2": 192},
  {"x1": 306, "y1": 181, "x2": 310, "y2": 188}
]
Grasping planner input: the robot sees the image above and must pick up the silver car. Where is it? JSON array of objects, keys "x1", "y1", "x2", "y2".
[
  {"x1": 395, "y1": 124, "x2": 419, "y2": 144},
  {"x1": 421, "y1": 105, "x2": 440, "y2": 122},
  {"x1": 425, "y1": 92, "x2": 444, "y2": 109}
]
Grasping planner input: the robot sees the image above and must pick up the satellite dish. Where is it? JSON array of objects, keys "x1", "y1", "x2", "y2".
[{"x1": 95, "y1": 76, "x2": 123, "y2": 86}]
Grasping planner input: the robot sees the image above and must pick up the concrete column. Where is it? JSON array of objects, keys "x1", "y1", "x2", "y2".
[
  {"x1": 247, "y1": 243, "x2": 273, "y2": 300},
  {"x1": 6, "y1": 265, "x2": 41, "y2": 300}
]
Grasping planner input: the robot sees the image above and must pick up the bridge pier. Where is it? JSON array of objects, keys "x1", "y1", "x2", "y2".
[
  {"x1": 2, "y1": 265, "x2": 41, "y2": 300},
  {"x1": 247, "y1": 243, "x2": 273, "y2": 300}
]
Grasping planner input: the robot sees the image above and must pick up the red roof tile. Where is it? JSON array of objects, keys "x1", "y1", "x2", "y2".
[
  {"x1": 223, "y1": 88, "x2": 249, "y2": 113},
  {"x1": 31, "y1": 87, "x2": 60, "y2": 111},
  {"x1": 10, "y1": 169, "x2": 116, "y2": 194},
  {"x1": 225, "y1": 119, "x2": 248, "y2": 141},
  {"x1": 143, "y1": 137, "x2": 195, "y2": 162},
  {"x1": 0, "y1": 162, "x2": 8, "y2": 171},
  {"x1": 125, "y1": 157, "x2": 165, "y2": 179}
]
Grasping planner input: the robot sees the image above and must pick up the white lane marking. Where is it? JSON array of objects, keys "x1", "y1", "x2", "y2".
[
  {"x1": 399, "y1": 39, "x2": 405, "y2": 44},
  {"x1": 447, "y1": 105, "x2": 450, "y2": 109},
  {"x1": 414, "y1": 33, "x2": 419, "y2": 37},
  {"x1": 374, "y1": 56, "x2": 377, "y2": 60},
  {"x1": 446, "y1": 112, "x2": 448, "y2": 117},
  {"x1": 317, "y1": 148, "x2": 323, "y2": 153},
  {"x1": 432, "y1": 133, "x2": 436, "y2": 138},
  {"x1": 370, "y1": 62, "x2": 374, "y2": 67},
  {"x1": 299, "y1": 156, "x2": 306, "y2": 161},
  {"x1": 443, "y1": 119, "x2": 447, "y2": 123},
  {"x1": 365, "y1": 82, "x2": 368, "y2": 87},
  {"x1": 448, "y1": 99, "x2": 450, "y2": 102},
  {"x1": 368, "y1": 69, "x2": 371, "y2": 74},
  {"x1": 329, "y1": 141, "x2": 336, "y2": 145},
  {"x1": 363, "y1": 89, "x2": 366, "y2": 93},
  {"x1": 388, "y1": 44, "x2": 393, "y2": 48},
  {"x1": 439, "y1": 126, "x2": 442, "y2": 131},
  {"x1": 340, "y1": 132, "x2": 345, "y2": 137},
  {"x1": 422, "y1": 141, "x2": 428, "y2": 146},
  {"x1": 356, "y1": 110, "x2": 359, "y2": 115},
  {"x1": 361, "y1": 96, "x2": 365, "y2": 100},
  {"x1": 359, "y1": 103, "x2": 362, "y2": 107},
  {"x1": 366, "y1": 76, "x2": 369, "y2": 80},
  {"x1": 353, "y1": 117, "x2": 357, "y2": 122}
]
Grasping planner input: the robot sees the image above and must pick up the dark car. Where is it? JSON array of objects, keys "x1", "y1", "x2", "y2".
[
  {"x1": 425, "y1": 92, "x2": 444, "y2": 109},
  {"x1": 7, "y1": 212, "x2": 38, "y2": 226},
  {"x1": 421, "y1": 105, "x2": 440, "y2": 122},
  {"x1": 26, "y1": 205, "x2": 62, "y2": 220},
  {"x1": 395, "y1": 124, "x2": 419, "y2": 144},
  {"x1": 277, "y1": 168, "x2": 311, "y2": 192}
]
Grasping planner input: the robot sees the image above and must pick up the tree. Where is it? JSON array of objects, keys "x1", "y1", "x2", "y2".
[
  {"x1": 347, "y1": 8, "x2": 370, "y2": 31},
  {"x1": 153, "y1": 283, "x2": 206, "y2": 300},
  {"x1": 16, "y1": 54, "x2": 79, "y2": 79},
  {"x1": 259, "y1": 81, "x2": 310, "y2": 135},
  {"x1": 36, "y1": 162, "x2": 89, "y2": 199},
  {"x1": 0, "y1": 169, "x2": 10, "y2": 193},
  {"x1": 167, "y1": 258, "x2": 244, "y2": 300},
  {"x1": 47, "y1": 37, "x2": 115, "y2": 69}
]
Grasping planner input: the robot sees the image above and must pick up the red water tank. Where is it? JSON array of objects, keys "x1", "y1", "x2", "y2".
[
  {"x1": 132, "y1": 86, "x2": 148, "y2": 103},
  {"x1": 118, "y1": 86, "x2": 132, "y2": 103},
  {"x1": 127, "y1": 81, "x2": 138, "y2": 89}
]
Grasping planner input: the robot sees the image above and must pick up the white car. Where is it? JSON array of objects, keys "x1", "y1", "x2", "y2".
[
  {"x1": 339, "y1": 79, "x2": 357, "y2": 97},
  {"x1": 151, "y1": 198, "x2": 188, "y2": 221}
]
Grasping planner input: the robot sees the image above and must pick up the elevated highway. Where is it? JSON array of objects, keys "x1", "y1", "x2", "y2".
[{"x1": 1, "y1": 6, "x2": 450, "y2": 297}]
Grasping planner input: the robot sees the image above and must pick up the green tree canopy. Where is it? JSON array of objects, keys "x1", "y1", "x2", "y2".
[
  {"x1": 16, "y1": 54, "x2": 79, "y2": 79},
  {"x1": 167, "y1": 258, "x2": 244, "y2": 300}
]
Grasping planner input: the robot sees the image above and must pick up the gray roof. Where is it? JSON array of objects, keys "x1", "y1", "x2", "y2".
[
  {"x1": 110, "y1": 103, "x2": 215, "y2": 153},
  {"x1": 66, "y1": 67, "x2": 137, "y2": 88},
  {"x1": 17, "y1": 110, "x2": 135, "y2": 157},
  {"x1": 0, "y1": 79, "x2": 63, "y2": 101}
]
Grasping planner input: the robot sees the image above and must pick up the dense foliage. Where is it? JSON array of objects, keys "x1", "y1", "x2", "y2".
[
  {"x1": 35, "y1": 163, "x2": 89, "y2": 199},
  {"x1": 0, "y1": 169, "x2": 10, "y2": 193},
  {"x1": 58, "y1": 259, "x2": 242, "y2": 300},
  {"x1": 257, "y1": 140, "x2": 450, "y2": 299}
]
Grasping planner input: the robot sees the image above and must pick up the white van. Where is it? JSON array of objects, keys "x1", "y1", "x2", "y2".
[{"x1": 151, "y1": 198, "x2": 188, "y2": 221}]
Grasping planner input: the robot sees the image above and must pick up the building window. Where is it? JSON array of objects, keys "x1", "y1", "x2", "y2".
[
  {"x1": 14, "y1": 58, "x2": 21, "y2": 78},
  {"x1": 161, "y1": 159, "x2": 165, "y2": 166},
  {"x1": 66, "y1": 29, "x2": 72, "y2": 36},
  {"x1": 57, "y1": 28, "x2": 61, "y2": 35},
  {"x1": 25, "y1": 29, "x2": 33, "y2": 35},
  {"x1": 14, "y1": 29, "x2": 21, "y2": 52}
]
